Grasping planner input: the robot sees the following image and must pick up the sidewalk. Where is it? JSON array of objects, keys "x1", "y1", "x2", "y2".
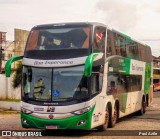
[
  {"x1": 0, "y1": 108, "x2": 20, "y2": 113},
  {"x1": 0, "y1": 101, "x2": 21, "y2": 111}
]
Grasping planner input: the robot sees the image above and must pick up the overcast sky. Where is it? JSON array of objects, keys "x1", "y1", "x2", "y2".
[{"x1": 0, "y1": 0, "x2": 160, "y2": 56}]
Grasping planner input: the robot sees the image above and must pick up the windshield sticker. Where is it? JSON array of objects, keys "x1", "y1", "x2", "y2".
[
  {"x1": 96, "y1": 33, "x2": 103, "y2": 42},
  {"x1": 53, "y1": 90, "x2": 60, "y2": 97}
]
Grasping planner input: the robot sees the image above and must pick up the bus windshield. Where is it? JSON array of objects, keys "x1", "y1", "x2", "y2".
[
  {"x1": 22, "y1": 65, "x2": 89, "y2": 102},
  {"x1": 26, "y1": 27, "x2": 90, "y2": 51}
]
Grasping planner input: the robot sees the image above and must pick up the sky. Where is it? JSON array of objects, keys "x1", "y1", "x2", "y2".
[{"x1": 0, "y1": 0, "x2": 160, "y2": 56}]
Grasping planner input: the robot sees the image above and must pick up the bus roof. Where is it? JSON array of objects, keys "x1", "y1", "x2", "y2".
[{"x1": 32, "y1": 22, "x2": 106, "y2": 29}]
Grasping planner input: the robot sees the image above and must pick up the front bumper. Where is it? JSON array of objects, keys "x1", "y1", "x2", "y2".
[{"x1": 21, "y1": 106, "x2": 94, "y2": 130}]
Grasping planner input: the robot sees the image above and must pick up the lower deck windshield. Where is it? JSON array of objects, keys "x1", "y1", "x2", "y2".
[{"x1": 22, "y1": 66, "x2": 89, "y2": 102}]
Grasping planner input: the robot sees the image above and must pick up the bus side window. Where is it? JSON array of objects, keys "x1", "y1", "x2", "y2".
[
  {"x1": 91, "y1": 74, "x2": 99, "y2": 96},
  {"x1": 110, "y1": 81, "x2": 116, "y2": 92},
  {"x1": 93, "y1": 26, "x2": 106, "y2": 53},
  {"x1": 124, "y1": 76, "x2": 130, "y2": 92},
  {"x1": 99, "y1": 73, "x2": 103, "y2": 91}
]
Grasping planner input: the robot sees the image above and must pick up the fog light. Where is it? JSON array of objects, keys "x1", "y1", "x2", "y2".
[
  {"x1": 77, "y1": 119, "x2": 86, "y2": 126},
  {"x1": 22, "y1": 119, "x2": 29, "y2": 125}
]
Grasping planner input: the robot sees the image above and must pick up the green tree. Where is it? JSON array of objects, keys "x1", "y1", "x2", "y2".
[{"x1": 12, "y1": 61, "x2": 22, "y2": 88}]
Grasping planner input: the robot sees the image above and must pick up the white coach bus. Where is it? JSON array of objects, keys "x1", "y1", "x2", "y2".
[{"x1": 5, "y1": 22, "x2": 152, "y2": 130}]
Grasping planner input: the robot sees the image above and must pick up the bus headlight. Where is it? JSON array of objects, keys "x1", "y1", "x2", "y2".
[
  {"x1": 21, "y1": 107, "x2": 33, "y2": 114},
  {"x1": 71, "y1": 106, "x2": 92, "y2": 115}
]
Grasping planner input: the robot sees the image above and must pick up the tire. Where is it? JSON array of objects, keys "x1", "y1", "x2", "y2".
[
  {"x1": 146, "y1": 95, "x2": 149, "y2": 107},
  {"x1": 108, "y1": 105, "x2": 118, "y2": 128},
  {"x1": 97, "y1": 106, "x2": 109, "y2": 131},
  {"x1": 138, "y1": 98, "x2": 146, "y2": 115}
]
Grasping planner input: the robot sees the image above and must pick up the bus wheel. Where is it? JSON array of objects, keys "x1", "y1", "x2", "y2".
[
  {"x1": 97, "y1": 107, "x2": 109, "y2": 131},
  {"x1": 108, "y1": 105, "x2": 117, "y2": 128},
  {"x1": 138, "y1": 98, "x2": 146, "y2": 115}
]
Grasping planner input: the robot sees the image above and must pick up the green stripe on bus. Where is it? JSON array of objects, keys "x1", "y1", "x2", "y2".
[
  {"x1": 144, "y1": 63, "x2": 151, "y2": 94},
  {"x1": 108, "y1": 57, "x2": 130, "y2": 74},
  {"x1": 122, "y1": 58, "x2": 130, "y2": 74}
]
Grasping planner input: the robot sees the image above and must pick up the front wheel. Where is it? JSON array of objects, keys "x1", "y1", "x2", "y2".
[{"x1": 97, "y1": 107, "x2": 109, "y2": 131}]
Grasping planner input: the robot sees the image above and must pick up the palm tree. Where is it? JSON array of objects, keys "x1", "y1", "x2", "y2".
[{"x1": 12, "y1": 61, "x2": 22, "y2": 88}]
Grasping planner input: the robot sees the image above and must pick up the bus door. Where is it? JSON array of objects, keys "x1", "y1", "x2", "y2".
[{"x1": 90, "y1": 70, "x2": 108, "y2": 128}]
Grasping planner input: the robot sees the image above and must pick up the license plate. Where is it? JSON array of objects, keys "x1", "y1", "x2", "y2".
[{"x1": 46, "y1": 125, "x2": 58, "y2": 129}]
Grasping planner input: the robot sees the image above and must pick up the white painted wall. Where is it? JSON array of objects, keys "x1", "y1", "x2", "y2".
[{"x1": 0, "y1": 74, "x2": 21, "y2": 99}]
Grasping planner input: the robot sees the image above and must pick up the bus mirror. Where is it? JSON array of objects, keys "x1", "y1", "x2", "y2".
[
  {"x1": 5, "y1": 56, "x2": 23, "y2": 77},
  {"x1": 84, "y1": 53, "x2": 98, "y2": 77}
]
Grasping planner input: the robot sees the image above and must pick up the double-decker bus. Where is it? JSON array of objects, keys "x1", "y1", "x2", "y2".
[
  {"x1": 153, "y1": 68, "x2": 160, "y2": 91},
  {"x1": 5, "y1": 22, "x2": 152, "y2": 130}
]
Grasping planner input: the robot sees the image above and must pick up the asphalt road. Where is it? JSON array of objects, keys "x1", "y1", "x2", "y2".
[{"x1": 0, "y1": 92, "x2": 160, "y2": 139}]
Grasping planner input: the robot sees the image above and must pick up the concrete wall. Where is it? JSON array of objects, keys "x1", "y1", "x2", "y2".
[
  {"x1": 0, "y1": 74, "x2": 21, "y2": 100},
  {"x1": 0, "y1": 101, "x2": 20, "y2": 111}
]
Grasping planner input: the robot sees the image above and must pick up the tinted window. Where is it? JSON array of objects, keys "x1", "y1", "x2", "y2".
[
  {"x1": 106, "y1": 29, "x2": 152, "y2": 62},
  {"x1": 93, "y1": 26, "x2": 106, "y2": 53},
  {"x1": 26, "y1": 27, "x2": 90, "y2": 50},
  {"x1": 107, "y1": 74, "x2": 142, "y2": 94}
]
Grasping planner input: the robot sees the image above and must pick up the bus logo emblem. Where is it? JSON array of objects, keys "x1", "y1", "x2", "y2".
[
  {"x1": 49, "y1": 114, "x2": 54, "y2": 119},
  {"x1": 47, "y1": 106, "x2": 55, "y2": 112}
]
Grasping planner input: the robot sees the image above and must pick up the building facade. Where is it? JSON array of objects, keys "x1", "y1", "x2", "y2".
[
  {"x1": 153, "y1": 56, "x2": 160, "y2": 68},
  {"x1": 0, "y1": 29, "x2": 29, "y2": 73}
]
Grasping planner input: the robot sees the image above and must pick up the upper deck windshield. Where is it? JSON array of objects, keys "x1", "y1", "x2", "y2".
[{"x1": 26, "y1": 26, "x2": 90, "y2": 51}]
